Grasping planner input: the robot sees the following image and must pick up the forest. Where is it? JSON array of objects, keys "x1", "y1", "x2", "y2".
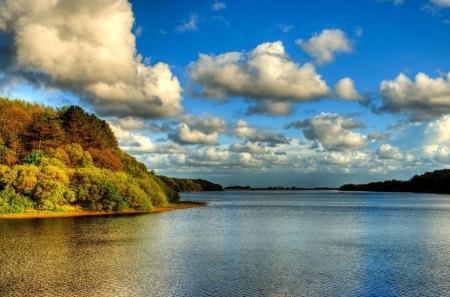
[
  {"x1": 339, "y1": 169, "x2": 450, "y2": 194},
  {"x1": 158, "y1": 176, "x2": 223, "y2": 192},
  {"x1": 0, "y1": 98, "x2": 220, "y2": 214}
]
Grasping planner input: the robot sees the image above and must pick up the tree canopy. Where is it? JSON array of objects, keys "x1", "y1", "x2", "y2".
[
  {"x1": 339, "y1": 169, "x2": 450, "y2": 194},
  {"x1": 0, "y1": 98, "x2": 222, "y2": 214}
]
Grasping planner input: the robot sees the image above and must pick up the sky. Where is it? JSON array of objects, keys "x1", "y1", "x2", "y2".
[{"x1": 1, "y1": 0, "x2": 450, "y2": 187}]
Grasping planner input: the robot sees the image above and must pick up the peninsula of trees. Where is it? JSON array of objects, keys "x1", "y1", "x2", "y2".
[
  {"x1": 339, "y1": 169, "x2": 450, "y2": 194},
  {"x1": 0, "y1": 98, "x2": 221, "y2": 214}
]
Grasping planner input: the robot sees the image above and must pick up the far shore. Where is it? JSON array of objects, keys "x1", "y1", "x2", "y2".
[{"x1": 0, "y1": 201, "x2": 206, "y2": 219}]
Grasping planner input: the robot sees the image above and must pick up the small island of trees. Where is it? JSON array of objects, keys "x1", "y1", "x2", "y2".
[
  {"x1": 0, "y1": 98, "x2": 222, "y2": 214},
  {"x1": 340, "y1": 169, "x2": 450, "y2": 194}
]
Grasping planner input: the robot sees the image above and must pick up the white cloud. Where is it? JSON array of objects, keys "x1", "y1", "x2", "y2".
[
  {"x1": 134, "y1": 25, "x2": 143, "y2": 37},
  {"x1": 234, "y1": 120, "x2": 289, "y2": 145},
  {"x1": 229, "y1": 142, "x2": 268, "y2": 154},
  {"x1": 287, "y1": 113, "x2": 367, "y2": 151},
  {"x1": 110, "y1": 124, "x2": 155, "y2": 153},
  {"x1": 246, "y1": 101, "x2": 292, "y2": 116},
  {"x1": 211, "y1": 16, "x2": 229, "y2": 27},
  {"x1": 175, "y1": 14, "x2": 199, "y2": 33},
  {"x1": 177, "y1": 114, "x2": 226, "y2": 134},
  {"x1": 354, "y1": 27, "x2": 364, "y2": 37},
  {"x1": 423, "y1": 114, "x2": 450, "y2": 160},
  {"x1": 112, "y1": 117, "x2": 146, "y2": 130},
  {"x1": 176, "y1": 123, "x2": 219, "y2": 145},
  {"x1": 433, "y1": 146, "x2": 450, "y2": 163},
  {"x1": 333, "y1": 77, "x2": 362, "y2": 100},
  {"x1": 320, "y1": 151, "x2": 371, "y2": 168},
  {"x1": 296, "y1": 29, "x2": 353, "y2": 64},
  {"x1": 168, "y1": 115, "x2": 226, "y2": 145},
  {"x1": 322, "y1": 152, "x2": 353, "y2": 165},
  {"x1": 430, "y1": 0, "x2": 450, "y2": 7},
  {"x1": 211, "y1": 1, "x2": 226, "y2": 11},
  {"x1": 368, "y1": 132, "x2": 390, "y2": 141},
  {"x1": 376, "y1": 0, "x2": 404, "y2": 5},
  {"x1": 0, "y1": 0, "x2": 182, "y2": 118},
  {"x1": 425, "y1": 115, "x2": 450, "y2": 143},
  {"x1": 376, "y1": 144, "x2": 404, "y2": 160},
  {"x1": 379, "y1": 72, "x2": 450, "y2": 121},
  {"x1": 234, "y1": 120, "x2": 255, "y2": 138},
  {"x1": 188, "y1": 41, "x2": 330, "y2": 102},
  {"x1": 277, "y1": 23, "x2": 293, "y2": 33}
]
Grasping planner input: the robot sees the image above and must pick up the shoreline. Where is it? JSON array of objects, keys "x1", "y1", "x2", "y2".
[{"x1": 0, "y1": 201, "x2": 206, "y2": 219}]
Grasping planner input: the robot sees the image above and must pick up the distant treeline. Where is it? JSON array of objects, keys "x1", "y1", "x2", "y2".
[
  {"x1": 340, "y1": 169, "x2": 450, "y2": 194},
  {"x1": 224, "y1": 186, "x2": 337, "y2": 191},
  {"x1": 0, "y1": 98, "x2": 221, "y2": 214},
  {"x1": 159, "y1": 176, "x2": 223, "y2": 192}
]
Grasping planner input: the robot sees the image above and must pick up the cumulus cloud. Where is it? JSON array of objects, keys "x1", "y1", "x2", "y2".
[
  {"x1": 147, "y1": 142, "x2": 290, "y2": 172},
  {"x1": 287, "y1": 113, "x2": 367, "y2": 151},
  {"x1": 246, "y1": 101, "x2": 292, "y2": 116},
  {"x1": 296, "y1": 29, "x2": 353, "y2": 64},
  {"x1": 379, "y1": 72, "x2": 450, "y2": 121},
  {"x1": 229, "y1": 142, "x2": 268, "y2": 154},
  {"x1": 188, "y1": 41, "x2": 330, "y2": 102},
  {"x1": 177, "y1": 114, "x2": 227, "y2": 134},
  {"x1": 112, "y1": 117, "x2": 146, "y2": 130},
  {"x1": 175, "y1": 14, "x2": 199, "y2": 33},
  {"x1": 376, "y1": 144, "x2": 404, "y2": 160},
  {"x1": 333, "y1": 77, "x2": 362, "y2": 100},
  {"x1": 171, "y1": 123, "x2": 219, "y2": 145},
  {"x1": 111, "y1": 123, "x2": 189, "y2": 155},
  {"x1": 368, "y1": 132, "x2": 390, "y2": 141},
  {"x1": 110, "y1": 124, "x2": 155, "y2": 154},
  {"x1": 0, "y1": 0, "x2": 182, "y2": 119},
  {"x1": 431, "y1": 146, "x2": 450, "y2": 164},
  {"x1": 234, "y1": 120, "x2": 289, "y2": 145},
  {"x1": 321, "y1": 152, "x2": 366, "y2": 165},
  {"x1": 169, "y1": 115, "x2": 226, "y2": 145},
  {"x1": 211, "y1": 1, "x2": 226, "y2": 11},
  {"x1": 425, "y1": 114, "x2": 450, "y2": 143},
  {"x1": 423, "y1": 114, "x2": 450, "y2": 158}
]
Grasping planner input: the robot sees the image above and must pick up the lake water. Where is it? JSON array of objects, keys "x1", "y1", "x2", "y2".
[{"x1": 1, "y1": 190, "x2": 450, "y2": 296}]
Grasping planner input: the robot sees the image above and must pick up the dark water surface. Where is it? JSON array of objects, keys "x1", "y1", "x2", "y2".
[{"x1": 1, "y1": 191, "x2": 449, "y2": 296}]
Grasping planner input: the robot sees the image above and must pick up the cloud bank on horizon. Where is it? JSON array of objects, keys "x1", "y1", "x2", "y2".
[{"x1": 1, "y1": 0, "x2": 450, "y2": 187}]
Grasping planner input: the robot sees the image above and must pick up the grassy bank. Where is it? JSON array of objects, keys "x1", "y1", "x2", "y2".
[{"x1": 0, "y1": 201, "x2": 206, "y2": 219}]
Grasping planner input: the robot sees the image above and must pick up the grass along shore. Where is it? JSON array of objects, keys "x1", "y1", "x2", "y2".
[{"x1": 0, "y1": 201, "x2": 206, "y2": 219}]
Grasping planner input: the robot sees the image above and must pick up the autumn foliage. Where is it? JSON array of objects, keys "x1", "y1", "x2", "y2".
[{"x1": 0, "y1": 98, "x2": 178, "y2": 213}]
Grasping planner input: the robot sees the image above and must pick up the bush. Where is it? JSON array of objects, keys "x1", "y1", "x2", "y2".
[
  {"x1": 88, "y1": 148, "x2": 124, "y2": 171},
  {"x1": 0, "y1": 187, "x2": 34, "y2": 213},
  {"x1": 22, "y1": 150, "x2": 46, "y2": 165},
  {"x1": 72, "y1": 167, "x2": 134, "y2": 211},
  {"x1": 34, "y1": 164, "x2": 75, "y2": 210},
  {"x1": 12, "y1": 164, "x2": 40, "y2": 195}
]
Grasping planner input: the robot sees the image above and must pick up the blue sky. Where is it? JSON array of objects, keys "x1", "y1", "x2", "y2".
[{"x1": 1, "y1": 0, "x2": 450, "y2": 186}]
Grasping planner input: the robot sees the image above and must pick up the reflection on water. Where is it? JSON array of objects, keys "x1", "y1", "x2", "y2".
[{"x1": 1, "y1": 191, "x2": 449, "y2": 296}]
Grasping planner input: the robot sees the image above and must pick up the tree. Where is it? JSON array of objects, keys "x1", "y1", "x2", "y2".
[
  {"x1": 25, "y1": 108, "x2": 65, "y2": 151},
  {"x1": 0, "y1": 105, "x2": 32, "y2": 160},
  {"x1": 61, "y1": 106, "x2": 118, "y2": 149}
]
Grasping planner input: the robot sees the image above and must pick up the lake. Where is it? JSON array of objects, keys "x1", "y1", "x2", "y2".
[{"x1": 1, "y1": 191, "x2": 449, "y2": 296}]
